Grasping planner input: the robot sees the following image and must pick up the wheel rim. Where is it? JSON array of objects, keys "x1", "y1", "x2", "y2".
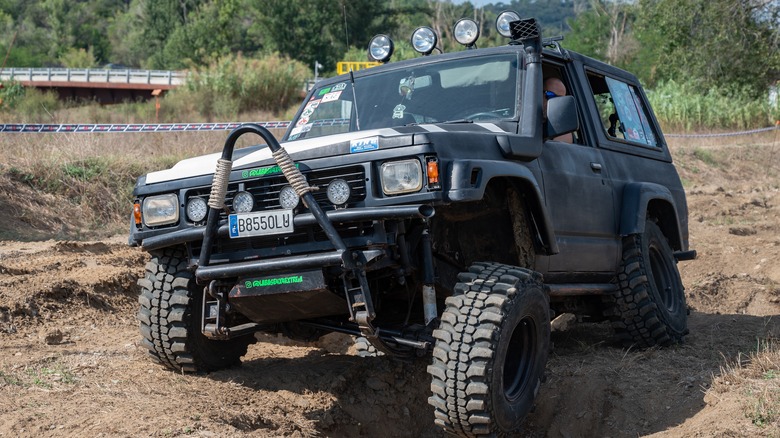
[
  {"x1": 503, "y1": 316, "x2": 537, "y2": 402},
  {"x1": 649, "y1": 243, "x2": 678, "y2": 313}
]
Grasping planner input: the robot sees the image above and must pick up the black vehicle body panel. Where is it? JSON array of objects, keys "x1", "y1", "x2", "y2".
[{"x1": 129, "y1": 41, "x2": 691, "y2": 324}]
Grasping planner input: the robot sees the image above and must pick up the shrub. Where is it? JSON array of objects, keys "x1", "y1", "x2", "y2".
[
  {"x1": 8, "y1": 88, "x2": 62, "y2": 123},
  {"x1": 169, "y1": 53, "x2": 310, "y2": 120}
]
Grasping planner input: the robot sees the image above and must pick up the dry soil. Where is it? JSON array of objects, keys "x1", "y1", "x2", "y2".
[{"x1": 1, "y1": 135, "x2": 780, "y2": 437}]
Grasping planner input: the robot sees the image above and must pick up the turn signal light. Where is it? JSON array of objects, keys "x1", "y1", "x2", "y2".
[
  {"x1": 427, "y1": 160, "x2": 439, "y2": 184},
  {"x1": 133, "y1": 201, "x2": 142, "y2": 226}
]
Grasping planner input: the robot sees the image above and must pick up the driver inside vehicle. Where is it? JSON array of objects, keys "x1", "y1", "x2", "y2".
[{"x1": 543, "y1": 77, "x2": 574, "y2": 143}]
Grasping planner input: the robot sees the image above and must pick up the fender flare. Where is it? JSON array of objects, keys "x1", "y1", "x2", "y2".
[
  {"x1": 446, "y1": 159, "x2": 558, "y2": 255},
  {"x1": 619, "y1": 182, "x2": 683, "y2": 250}
]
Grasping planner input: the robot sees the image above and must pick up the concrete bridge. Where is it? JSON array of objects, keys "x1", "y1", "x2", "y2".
[{"x1": 0, "y1": 68, "x2": 186, "y2": 103}]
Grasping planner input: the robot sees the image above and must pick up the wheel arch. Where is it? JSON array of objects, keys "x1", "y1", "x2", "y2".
[
  {"x1": 619, "y1": 182, "x2": 683, "y2": 251},
  {"x1": 446, "y1": 159, "x2": 558, "y2": 255}
]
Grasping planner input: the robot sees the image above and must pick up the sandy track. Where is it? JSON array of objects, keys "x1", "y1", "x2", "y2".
[{"x1": 2, "y1": 143, "x2": 780, "y2": 437}]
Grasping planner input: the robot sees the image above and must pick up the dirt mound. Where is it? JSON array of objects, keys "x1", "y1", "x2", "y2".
[{"x1": 1, "y1": 137, "x2": 780, "y2": 437}]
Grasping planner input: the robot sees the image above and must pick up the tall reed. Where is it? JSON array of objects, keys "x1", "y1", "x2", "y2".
[{"x1": 647, "y1": 80, "x2": 779, "y2": 132}]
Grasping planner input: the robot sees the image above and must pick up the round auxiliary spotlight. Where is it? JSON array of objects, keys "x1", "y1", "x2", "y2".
[
  {"x1": 496, "y1": 10, "x2": 521, "y2": 38},
  {"x1": 326, "y1": 179, "x2": 351, "y2": 206},
  {"x1": 279, "y1": 185, "x2": 300, "y2": 210},
  {"x1": 368, "y1": 34, "x2": 394, "y2": 63},
  {"x1": 411, "y1": 27, "x2": 437, "y2": 55},
  {"x1": 186, "y1": 197, "x2": 208, "y2": 222},
  {"x1": 453, "y1": 19, "x2": 480, "y2": 48},
  {"x1": 232, "y1": 191, "x2": 254, "y2": 213}
]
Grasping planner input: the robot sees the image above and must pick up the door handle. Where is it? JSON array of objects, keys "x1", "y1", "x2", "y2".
[{"x1": 590, "y1": 162, "x2": 603, "y2": 172}]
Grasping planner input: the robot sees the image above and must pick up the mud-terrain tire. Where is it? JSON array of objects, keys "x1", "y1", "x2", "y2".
[
  {"x1": 427, "y1": 262, "x2": 550, "y2": 437},
  {"x1": 606, "y1": 220, "x2": 688, "y2": 347},
  {"x1": 137, "y1": 247, "x2": 253, "y2": 373}
]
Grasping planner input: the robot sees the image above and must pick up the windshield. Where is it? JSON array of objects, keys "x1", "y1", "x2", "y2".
[{"x1": 287, "y1": 53, "x2": 519, "y2": 141}]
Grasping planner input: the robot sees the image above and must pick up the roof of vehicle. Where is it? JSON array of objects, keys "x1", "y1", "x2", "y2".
[{"x1": 312, "y1": 41, "x2": 641, "y2": 90}]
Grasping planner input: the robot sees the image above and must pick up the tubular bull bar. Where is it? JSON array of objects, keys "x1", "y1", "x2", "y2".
[{"x1": 194, "y1": 124, "x2": 434, "y2": 341}]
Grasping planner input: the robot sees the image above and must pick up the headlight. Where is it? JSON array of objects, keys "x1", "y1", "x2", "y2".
[
  {"x1": 381, "y1": 159, "x2": 423, "y2": 195},
  {"x1": 142, "y1": 194, "x2": 179, "y2": 227},
  {"x1": 326, "y1": 179, "x2": 351, "y2": 205},
  {"x1": 368, "y1": 34, "x2": 394, "y2": 63},
  {"x1": 232, "y1": 191, "x2": 254, "y2": 213},
  {"x1": 453, "y1": 19, "x2": 480, "y2": 47},
  {"x1": 496, "y1": 11, "x2": 521, "y2": 38},
  {"x1": 186, "y1": 197, "x2": 208, "y2": 222},
  {"x1": 279, "y1": 185, "x2": 300, "y2": 209},
  {"x1": 411, "y1": 27, "x2": 437, "y2": 55}
]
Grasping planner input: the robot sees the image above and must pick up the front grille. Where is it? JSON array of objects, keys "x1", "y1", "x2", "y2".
[{"x1": 184, "y1": 165, "x2": 367, "y2": 222}]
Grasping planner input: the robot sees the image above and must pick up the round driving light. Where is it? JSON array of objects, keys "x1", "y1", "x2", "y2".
[
  {"x1": 453, "y1": 19, "x2": 480, "y2": 47},
  {"x1": 496, "y1": 11, "x2": 521, "y2": 38},
  {"x1": 279, "y1": 185, "x2": 300, "y2": 209},
  {"x1": 232, "y1": 191, "x2": 254, "y2": 213},
  {"x1": 411, "y1": 27, "x2": 437, "y2": 55},
  {"x1": 326, "y1": 179, "x2": 351, "y2": 205},
  {"x1": 186, "y1": 197, "x2": 208, "y2": 222},
  {"x1": 368, "y1": 34, "x2": 394, "y2": 63}
]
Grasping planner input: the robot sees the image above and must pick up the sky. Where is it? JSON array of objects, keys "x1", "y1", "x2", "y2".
[{"x1": 454, "y1": 0, "x2": 496, "y2": 7}]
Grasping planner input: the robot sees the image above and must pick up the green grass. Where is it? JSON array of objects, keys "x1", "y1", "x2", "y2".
[
  {"x1": 648, "y1": 80, "x2": 780, "y2": 132},
  {"x1": 692, "y1": 148, "x2": 719, "y2": 167}
]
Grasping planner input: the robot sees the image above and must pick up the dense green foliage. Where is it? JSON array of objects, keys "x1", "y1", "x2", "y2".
[
  {"x1": 169, "y1": 53, "x2": 309, "y2": 120},
  {"x1": 647, "y1": 80, "x2": 779, "y2": 132},
  {"x1": 0, "y1": 0, "x2": 777, "y2": 129}
]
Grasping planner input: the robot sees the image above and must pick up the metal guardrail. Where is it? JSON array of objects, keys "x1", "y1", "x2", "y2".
[
  {"x1": 0, "y1": 68, "x2": 186, "y2": 86},
  {"x1": 0, "y1": 121, "x2": 290, "y2": 133}
]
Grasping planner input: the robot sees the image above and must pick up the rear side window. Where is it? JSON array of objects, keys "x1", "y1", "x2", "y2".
[{"x1": 588, "y1": 73, "x2": 658, "y2": 147}]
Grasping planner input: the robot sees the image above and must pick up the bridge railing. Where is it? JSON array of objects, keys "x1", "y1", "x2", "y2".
[{"x1": 0, "y1": 68, "x2": 187, "y2": 86}]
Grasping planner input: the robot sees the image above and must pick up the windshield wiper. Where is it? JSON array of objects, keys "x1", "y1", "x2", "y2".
[{"x1": 439, "y1": 119, "x2": 476, "y2": 124}]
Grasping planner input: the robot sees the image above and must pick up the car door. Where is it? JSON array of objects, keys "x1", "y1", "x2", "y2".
[{"x1": 535, "y1": 63, "x2": 619, "y2": 278}]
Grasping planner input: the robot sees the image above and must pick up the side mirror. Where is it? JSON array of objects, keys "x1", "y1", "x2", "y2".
[{"x1": 545, "y1": 95, "x2": 578, "y2": 140}]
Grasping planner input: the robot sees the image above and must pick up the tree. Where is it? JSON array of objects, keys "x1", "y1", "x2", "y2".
[
  {"x1": 564, "y1": 1, "x2": 638, "y2": 71},
  {"x1": 160, "y1": 0, "x2": 242, "y2": 69},
  {"x1": 142, "y1": 0, "x2": 203, "y2": 69},
  {"x1": 635, "y1": 0, "x2": 780, "y2": 96},
  {"x1": 251, "y1": 0, "x2": 396, "y2": 72},
  {"x1": 58, "y1": 47, "x2": 97, "y2": 68}
]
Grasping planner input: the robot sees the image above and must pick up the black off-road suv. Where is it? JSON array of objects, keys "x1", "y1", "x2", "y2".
[{"x1": 129, "y1": 14, "x2": 695, "y2": 437}]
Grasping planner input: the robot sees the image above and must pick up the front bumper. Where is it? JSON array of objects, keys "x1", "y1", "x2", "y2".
[{"x1": 137, "y1": 204, "x2": 433, "y2": 283}]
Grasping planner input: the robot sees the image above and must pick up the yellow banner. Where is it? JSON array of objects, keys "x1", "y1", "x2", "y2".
[{"x1": 336, "y1": 61, "x2": 380, "y2": 75}]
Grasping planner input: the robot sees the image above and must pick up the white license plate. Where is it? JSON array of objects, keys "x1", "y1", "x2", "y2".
[{"x1": 228, "y1": 209, "x2": 294, "y2": 239}]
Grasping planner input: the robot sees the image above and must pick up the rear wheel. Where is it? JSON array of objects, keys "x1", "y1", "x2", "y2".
[
  {"x1": 427, "y1": 262, "x2": 550, "y2": 436},
  {"x1": 606, "y1": 220, "x2": 688, "y2": 347},
  {"x1": 137, "y1": 247, "x2": 253, "y2": 372}
]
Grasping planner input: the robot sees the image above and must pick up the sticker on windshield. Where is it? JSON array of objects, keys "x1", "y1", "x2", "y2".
[
  {"x1": 332, "y1": 82, "x2": 347, "y2": 92},
  {"x1": 289, "y1": 124, "x2": 312, "y2": 136},
  {"x1": 317, "y1": 87, "x2": 332, "y2": 96},
  {"x1": 296, "y1": 115, "x2": 310, "y2": 126},
  {"x1": 288, "y1": 123, "x2": 312, "y2": 141},
  {"x1": 300, "y1": 100, "x2": 320, "y2": 118},
  {"x1": 392, "y1": 104, "x2": 406, "y2": 119},
  {"x1": 321, "y1": 91, "x2": 342, "y2": 103},
  {"x1": 350, "y1": 136, "x2": 379, "y2": 154}
]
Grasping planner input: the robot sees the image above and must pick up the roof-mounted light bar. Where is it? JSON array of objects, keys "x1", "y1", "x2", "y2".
[
  {"x1": 368, "y1": 34, "x2": 394, "y2": 63},
  {"x1": 453, "y1": 19, "x2": 479, "y2": 48},
  {"x1": 496, "y1": 11, "x2": 521, "y2": 38},
  {"x1": 411, "y1": 27, "x2": 438, "y2": 55}
]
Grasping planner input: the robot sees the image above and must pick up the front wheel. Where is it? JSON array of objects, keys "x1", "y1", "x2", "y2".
[
  {"x1": 137, "y1": 247, "x2": 254, "y2": 373},
  {"x1": 427, "y1": 262, "x2": 550, "y2": 437},
  {"x1": 606, "y1": 220, "x2": 688, "y2": 347}
]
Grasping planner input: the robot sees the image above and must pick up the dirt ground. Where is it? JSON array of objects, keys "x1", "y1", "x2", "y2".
[{"x1": 1, "y1": 134, "x2": 780, "y2": 437}]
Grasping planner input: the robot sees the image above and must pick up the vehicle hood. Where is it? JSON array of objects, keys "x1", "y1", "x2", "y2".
[
  {"x1": 143, "y1": 122, "x2": 512, "y2": 185},
  {"x1": 144, "y1": 127, "x2": 402, "y2": 184}
]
